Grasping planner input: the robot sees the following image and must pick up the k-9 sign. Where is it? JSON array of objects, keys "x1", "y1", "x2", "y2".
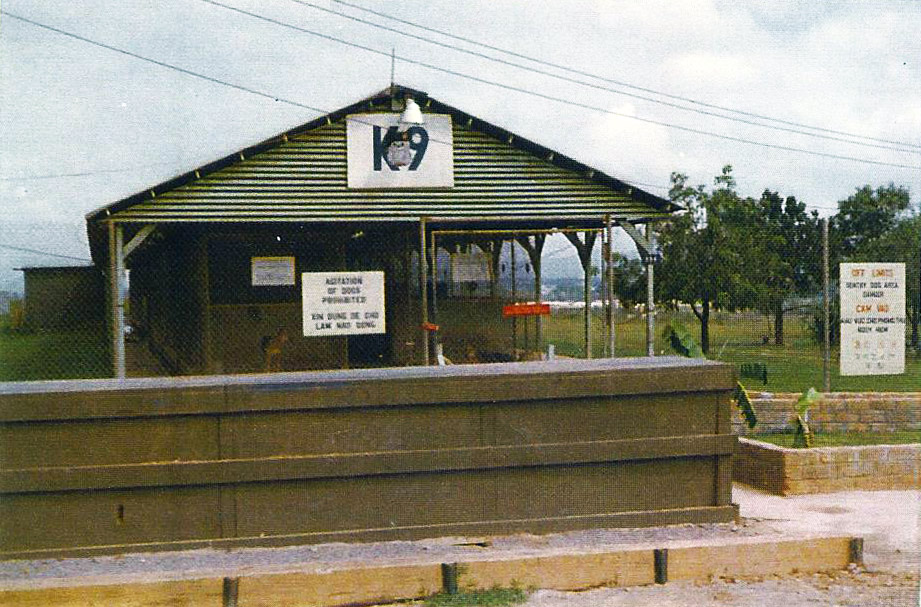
[{"x1": 346, "y1": 113, "x2": 454, "y2": 189}]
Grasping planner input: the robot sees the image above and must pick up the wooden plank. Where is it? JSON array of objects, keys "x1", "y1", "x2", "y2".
[
  {"x1": 0, "y1": 435, "x2": 735, "y2": 493},
  {"x1": 0, "y1": 579, "x2": 221, "y2": 607}
]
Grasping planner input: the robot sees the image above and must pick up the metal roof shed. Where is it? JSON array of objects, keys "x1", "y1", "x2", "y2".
[{"x1": 86, "y1": 85, "x2": 678, "y2": 377}]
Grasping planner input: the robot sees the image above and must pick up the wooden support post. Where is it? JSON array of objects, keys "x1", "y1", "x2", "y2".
[
  {"x1": 516, "y1": 235, "x2": 546, "y2": 353},
  {"x1": 107, "y1": 221, "x2": 126, "y2": 378},
  {"x1": 565, "y1": 231, "x2": 597, "y2": 359},
  {"x1": 431, "y1": 231, "x2": 439, "y2": 354},
  {"x1": 511, "y1": 239, "x2": 518, "y2": 356}
]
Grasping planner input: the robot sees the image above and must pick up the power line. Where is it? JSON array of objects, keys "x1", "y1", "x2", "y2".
[
  {"x1": 194, "y1": 0, "x2": 921, "y2": 171},
  {"x1": 331, "y1": 0, "x2": 921, "y2": 152},
  {"x1": 0, "y1": 243, "x2": 91, "y2": 262},
  {"x1": 289, "y1": 0, "x2": 919, "y2": 155},
  {"x1": 0, "y1": 162, "x2": 180, "y2": 181},
  {"x1": 5, "y1": 6, "x2": 919, "y2": 186}
]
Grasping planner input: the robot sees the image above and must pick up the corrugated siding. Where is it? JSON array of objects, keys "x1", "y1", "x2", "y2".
[{"x1": 113, "y1": 119, "x2": 670, "y2": 223}]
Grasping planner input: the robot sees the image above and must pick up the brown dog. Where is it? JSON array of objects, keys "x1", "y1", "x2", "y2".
[{"x1": 261, "y1": 328, "x2": 288, "y2": 372}]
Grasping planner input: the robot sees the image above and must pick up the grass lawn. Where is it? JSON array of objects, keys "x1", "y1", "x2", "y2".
[
  {"x1": 424, "y1": 587, "x2": 528, "y2": 607},
  {"x1": 750, "y1": 431, "x2": 920, "y2": 447},
  {"x1": 541, "y1": 307, "x2": 921, "y2": 393},
  {"x1": 0, "y1": 329, "x2": 109, "y2": 381}
]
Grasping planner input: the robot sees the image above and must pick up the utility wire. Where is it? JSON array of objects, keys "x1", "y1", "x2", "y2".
[
  {"x1": 193, "y1": 0, "x2": 921, "y2": 171},
  {"x1": 289, "y1": 0, "x2": 918, "y2": 155},
  {"x1": 0, "y1": 162, "x2": 180, "y2": 181},
  {"x1": 5, "y1": 7, "x2": 918, "y2": 183},
  {"x1": 0, "y1": 243, "x2": 91, "y2": 262},
  {"x1": 330, "y1": 0, "x2": 921, "y2": 152}
]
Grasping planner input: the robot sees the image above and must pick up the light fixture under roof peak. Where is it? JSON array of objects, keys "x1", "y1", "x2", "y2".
[{"x1": 398, "y1": 96, "x2": 424, "y2": 132}]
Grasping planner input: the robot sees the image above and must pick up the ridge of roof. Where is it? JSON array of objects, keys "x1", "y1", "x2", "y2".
[{"x1": 85, "y1": 84, "x2": 678, "y2": 223}]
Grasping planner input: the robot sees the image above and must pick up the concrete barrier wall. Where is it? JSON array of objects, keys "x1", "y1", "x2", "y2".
[
  {"x1": 735, "y1": 438, "x2": 920, "y2": 495},
  {"x1": 734, "y1": 393, "x2": 921, "y2": 435},
  {"x1": 0, "y1": 357, "x2": 737, "y2": 560}
]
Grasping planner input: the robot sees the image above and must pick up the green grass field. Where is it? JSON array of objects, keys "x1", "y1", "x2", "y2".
[
  {"x1": 0, "y1": 328, "x2": 109, "y2": 381},
  {"x1": 0, "y1": 306, "x2": 918, "y2": 389},
  {"x1": 540, "y1": 307, "x2": 920, "y2": 393},
  {"x1": 751, "y1": 431, "x2": 920, "y2": 447}
]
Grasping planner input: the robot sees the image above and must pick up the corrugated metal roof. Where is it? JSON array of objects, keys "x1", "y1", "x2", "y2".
[{"x1": 87, "y1": 85, "x2": 677, "y2": 228}]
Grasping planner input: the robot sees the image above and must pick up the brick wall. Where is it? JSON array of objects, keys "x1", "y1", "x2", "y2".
[
  {"x1": 734, "y1": 393, "x2": 921, "y2": 435},
  {"x1": 735, "y1": 438, "x2": 920, "y2": 495}
]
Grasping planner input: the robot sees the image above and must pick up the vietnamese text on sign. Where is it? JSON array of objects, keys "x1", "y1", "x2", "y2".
[
  {"x1": 302, "y1": 271, "x2": 385, "y2": 337},
  {"x1": 839, "y1": 262, "x2": 905, "y2": 376}
]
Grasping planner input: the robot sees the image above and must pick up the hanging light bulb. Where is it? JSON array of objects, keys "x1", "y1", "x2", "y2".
[
  {"x1": 386, "y1": 96, "x2": 424, "y2": 168},
  {"x1": 398, "y1": 96, "x2": 424, "y2": 132}
]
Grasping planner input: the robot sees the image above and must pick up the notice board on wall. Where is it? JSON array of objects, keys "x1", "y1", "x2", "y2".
[
  {"x1": 302, "y1": 271, "x2": 385, "y2": 337},
  {"x1": 251, "y1": 256, "x2": 296, "y2": 286},
  {"x1": 839, "y1": 262, "x2": 905, "y2": 376}
]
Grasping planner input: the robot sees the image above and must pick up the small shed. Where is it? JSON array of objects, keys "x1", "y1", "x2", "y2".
[
  {"x1": 17, "y1": 266, "x2": 105, "y2": 331},
  {"x1": 86, "y1": 85, "x2": 678, "y2": 377}
]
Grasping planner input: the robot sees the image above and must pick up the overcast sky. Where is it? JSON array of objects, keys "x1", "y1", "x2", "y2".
[{"x1": 1, "y1": 1, "x2": 920, "y2": 274}]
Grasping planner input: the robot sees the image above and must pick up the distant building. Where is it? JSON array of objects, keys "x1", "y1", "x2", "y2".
[{"x1": 17, "y1": 266, "x2": 105, "y2": 331}]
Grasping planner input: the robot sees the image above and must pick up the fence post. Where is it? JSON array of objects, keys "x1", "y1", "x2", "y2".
[
  {"x1": 420, "y1": 218, "x2": 429, "y2": 366},
  {"x1": 646, "y1": 225, "x2": 656, "y2": 358},
  {"x1": 606, "y1": 215, "x2": 615, "y2": 357},
  {"x1": 107, "y1": 220, "x2": 126, "y2": 379},
  {"x1": 823, "y1": 218, "x2": 830, "y2": 392}
]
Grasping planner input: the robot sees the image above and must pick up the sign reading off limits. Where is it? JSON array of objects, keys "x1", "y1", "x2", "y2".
[{"x1": 839, "y1": 262, "x2": 905, "y2": 376}]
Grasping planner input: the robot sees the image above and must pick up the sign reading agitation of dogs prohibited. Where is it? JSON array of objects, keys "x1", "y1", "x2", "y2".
[
  {"x1": 302, "y1": 271, "x2": 385, "y2": 337},
  {"x1": 840, "y1": 262, "x2": 905, "y2": 376}
]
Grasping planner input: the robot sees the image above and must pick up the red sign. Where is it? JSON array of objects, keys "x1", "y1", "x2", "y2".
[{"x1": 502, "y1": 303, "x2": 551, "y2": 317}]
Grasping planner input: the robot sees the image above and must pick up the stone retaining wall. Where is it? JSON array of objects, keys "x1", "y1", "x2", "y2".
[
  {"x1": 734, "y1": 393, "x2": 921, "y2": 435},
  {"x1": 735, "y1": 438, "x2": 920, "y2": 495}
]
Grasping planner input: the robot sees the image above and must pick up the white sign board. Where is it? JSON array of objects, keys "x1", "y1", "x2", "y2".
[
  {"x1": 346, "y1": 114, "x2": 454, "y2": 189},
  {"x1": 302, "y1": 271, "x2": 385, "y2": 337},
  {"x1": 251, "y1": 256, "x2": 296, "y2": 286},
  {"x1": 840, "y1": 262, "x2": 905, "y2": 376}
]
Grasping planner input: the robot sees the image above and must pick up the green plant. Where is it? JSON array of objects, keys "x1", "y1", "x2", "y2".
[
  {"x1": 733, "y1": 382, "x2": 758, "y2": 429},
  {"x1": 424, "y1": 586, "x2": 528, "y2": 607},
  {"x1": 791, "y1": 387, "x2": 822, "y2": 448},
  {"x1": 664, "y1": 319, "x2": 703, "y2": 358},
  {"x1": 665, "y1": 319, "x2": 757, "y2": 429}
]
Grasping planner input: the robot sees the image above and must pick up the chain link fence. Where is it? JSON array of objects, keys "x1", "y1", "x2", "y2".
[{"x1": 2, "y1": 224, "x2": 917, "y2": 391}]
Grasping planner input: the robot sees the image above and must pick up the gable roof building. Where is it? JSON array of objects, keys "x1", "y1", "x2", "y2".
[{"x1": 85, "y1": 85, "x2": 676, "y2": 377}]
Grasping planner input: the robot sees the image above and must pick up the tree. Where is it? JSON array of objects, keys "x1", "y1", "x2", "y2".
[
  {"x1": 657, "y1": 166, "x2": 757, "y2": 354},
  {"x1": 832, "y1": 184, "x2": 911, "y2": 258},
  {"x1": 748, "y1": 190, "x2": 822, "y2": 345},
  {"x1": 831, "y1": 184, "x2": 917, "y2": 349},
  {"x1": 609, "y1": 253, "x2": 646, "y2": 308}
]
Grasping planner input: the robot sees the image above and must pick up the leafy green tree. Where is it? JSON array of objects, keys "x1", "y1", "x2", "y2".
[
  {"x1": 609, "y1": 253, "x2": 646, "y2": 308},
  {"x1": 832, "y1": 184, "x2": 911, "y2": 258},
  {"x1": 657, "y1": 166, "x2": 757, "y2": 354},
  {"x1": 748, "y1": 190, "x2": 822, "y2": 345}
]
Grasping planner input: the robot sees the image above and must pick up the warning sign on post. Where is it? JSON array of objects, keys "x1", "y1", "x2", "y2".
[
  {"x1": 840, "y1": 262, "x2": 905, "y2": 376},
  {"x1": 302, "y1": 271, "x2": 385, "y2": 337}
]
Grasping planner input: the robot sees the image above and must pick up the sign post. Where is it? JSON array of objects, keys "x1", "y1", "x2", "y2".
[
  {"x1": 839, "y1": 262, "x2": 905, "y2": 376},
  {"x1": 302, "y1": 271, "x2": 385, "y2": 337}
]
